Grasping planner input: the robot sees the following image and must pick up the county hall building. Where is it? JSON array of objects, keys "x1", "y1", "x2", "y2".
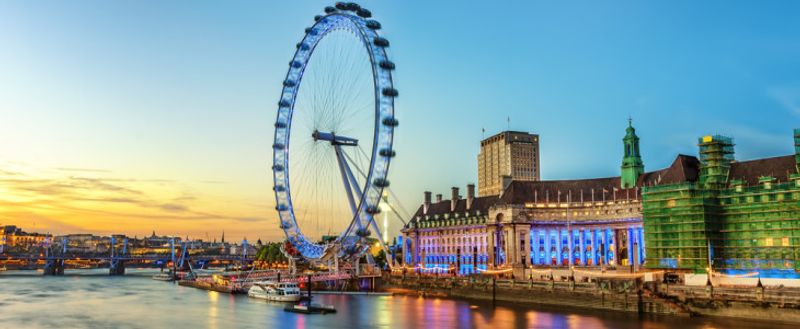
[{"x1": 401, "y1": 123, "x2": 800, "y2": 278}]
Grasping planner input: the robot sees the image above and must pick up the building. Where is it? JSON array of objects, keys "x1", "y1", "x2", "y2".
[
  {"x1": 478, "y1": 131, "x2": 540, "y2": 196},
  {"x1": 406, "y1": 123, "x2": 659, "y2": 276},
  {"x1": 643, "y1": 130, "x2": 800, "y2": 276},
  {"x1": 403, "y1": 124, "x2": 800, "y2": 278},
  {"x1": 1, "y1": 225, "x2": 51, "y2": 252}
]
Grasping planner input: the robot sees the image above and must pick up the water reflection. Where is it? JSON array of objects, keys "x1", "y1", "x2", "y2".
[
  {"x1": 0, "y1": 269, "x2": 796, "y2": 329},
  {"x1": 208, "y1": 291, "x2": 218, "y2": 329}
]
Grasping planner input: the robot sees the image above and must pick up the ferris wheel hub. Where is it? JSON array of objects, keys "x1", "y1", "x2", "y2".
[{"x1": 312, "y1": 130, "x2": 359, "y2": 146}]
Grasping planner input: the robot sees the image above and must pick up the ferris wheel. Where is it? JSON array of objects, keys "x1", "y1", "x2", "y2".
[{"x1": 272, "y1": 3, "x2": 398, "y2": 263}]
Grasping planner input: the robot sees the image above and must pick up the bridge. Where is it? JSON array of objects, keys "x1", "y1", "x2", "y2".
[{"x1": 1, "y1": 236, "x2": 255, "y2": 276}]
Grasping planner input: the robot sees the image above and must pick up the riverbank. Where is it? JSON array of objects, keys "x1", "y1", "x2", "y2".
[{"x1": 383, "y1": 274, "x2": 800, "y2": 324}]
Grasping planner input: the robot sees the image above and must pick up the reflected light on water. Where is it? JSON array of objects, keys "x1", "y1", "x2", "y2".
[
  {"x1": 295, "y1": 310, "x2": 305, "y2": 329},
  {"x1": 208, "y1": 291, "x2": 218, "y2": 329},
  {"x1": 567, "y1": 313, "x2": 606, "y2": 329}
]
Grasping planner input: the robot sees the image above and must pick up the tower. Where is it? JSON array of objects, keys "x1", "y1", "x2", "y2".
[
  {"x1": 477, "y1": 131, "x2": 540, "y2": 196},
  {"x1": 620, "y1": 119, "x2": 645, "y2": 189},
  {"x1": 698, "y1": 135, "x2": 734, "y2": 189}
]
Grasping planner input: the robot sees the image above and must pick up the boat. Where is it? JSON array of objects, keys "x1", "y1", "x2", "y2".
[
  {"x1": 248, "y1": 281, "x2": 302, "y2": 302},
  {"x1": 284, "y1": 303, "x2": 337, "y2": 314},
  {"x1": 0, "y1": 266, "x2": 6, "y2": 272},
  {"x1": 152, "y1": 272, "x2": 174, "y2": 281}
]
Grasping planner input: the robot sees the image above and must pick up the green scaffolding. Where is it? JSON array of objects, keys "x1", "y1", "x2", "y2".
[
  {"x1": 643, "y1": 182, "x2": 714, "y2": 271},
  {"x1": 643, "y1": 133, "x2": 800, "y2": 273}
]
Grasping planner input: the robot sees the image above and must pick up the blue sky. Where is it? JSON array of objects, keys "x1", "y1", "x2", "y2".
[{"x1": 0, "y1": 1, "x2": 799, "y2": 240}]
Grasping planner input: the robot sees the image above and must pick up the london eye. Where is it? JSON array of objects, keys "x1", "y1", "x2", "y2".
[{"x1": 272, "y1": 3, "x2": 398, "y2": 265}]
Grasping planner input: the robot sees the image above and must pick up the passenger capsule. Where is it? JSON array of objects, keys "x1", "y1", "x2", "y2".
[
  {"x1": 335, "y1": 2, "x2": 348, "y2": 10},
  {"x1": 379, "y1": 148, "x2": 396, "y2": 157},
  {"x1": 373, "y1": 37, "x2": 389, "y2": 47},
  {"x1": 274, "y1": 121, "x2": 287, "y2": 128},
  {"x1": 356, "y1": 228, "x2": 372, "y2": 237},
  {"x1": 276, "y1": 204, "x2": 288, "y2": 211},
  {"x1": 379, "y1": 60, "x2": 395, "y2": 70},
  {"x1": 324, "y1": 6, "x2": 337, "y2": 13},
  {"x1": 382, "y1": 87, "x2": 399, "y2": 97},
  {"x1": 296, "y1": 43, "x2": 310, "y2": 51},
  {"x1": 291, "y1": 60, "x2": 303, "y2": 68},
  {"x1": 314, "y1": 15, "x2": 323, "y2": 22},
  {"x1": 357, "y1": 8, "x2": 372, "y2": 18},
  {"x1": 273, "y1": 185, "x2": 286, "y2": 192},
  {"x1": 283, "y1": 80, "x2": 297, "y2": 87},
  {"x1": 373, "y1": 178, "x2": 390, "y2": 188},
  {"x1": 305, "y1": 27, "x2": 317, "y2": 36},
  {"x1": 273, "y1": 143, "x2": 285, "y2": 150},
  {"x1": 382, "y1": 117, "x2": 399, "y2": 127},
  {"x1": 279, "y1": 99, "x2": 291, "y2": 107},
  {"x1": 272, "y1": 165, "x2": 285, "y2": 172},
  {"x1": 366, "y1": 20, "x2": 381, "y2": 30},
  {"x1": 279, "y1": 222, "x2": 292, "y2": 229},
  {"x1": 345, "y1": 2, "x2": 360, "y2": 11},
  {"x1": 366, "y1": 205, "x2": 381, "y2": 215}
]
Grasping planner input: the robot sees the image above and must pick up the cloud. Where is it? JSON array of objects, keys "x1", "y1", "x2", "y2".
[
  {"x1": 767, "y1": 86, "x2": 800, "y2": 116},
  {"x1": 56, "y1": 167, "x2": 112, "y2": 173},
  {"x1": 0, "y1": 162, "x2": 276, "y2": 239},
  {"x1": 160, "y1": 203, "x2": 188, "y2": 212}
]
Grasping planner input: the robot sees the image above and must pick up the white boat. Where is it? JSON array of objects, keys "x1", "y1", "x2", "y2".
[
  {"x1": 152, "y1": 272, "x2": 174, "y2": 281},
  {"x1": 247, "y1": 281, "x2": 302, "y2": 302}
]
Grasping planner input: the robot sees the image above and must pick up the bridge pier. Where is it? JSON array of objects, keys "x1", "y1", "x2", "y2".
[
  {"x1": 109, "y1": 259, "x2": 126, "y2": 276},
  {"x1": 43, "y1": 259, "x2": 65, "y2": 276}
]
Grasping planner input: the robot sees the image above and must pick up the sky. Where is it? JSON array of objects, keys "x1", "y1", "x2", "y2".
[{"x1": 0, "y1": 1, "x2": 799, "y2": 242}]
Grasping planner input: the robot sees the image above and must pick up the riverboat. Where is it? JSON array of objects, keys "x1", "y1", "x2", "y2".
[
  {"x1": 152, "y1": 272, "x2": 174, "y2": 281},
  {"x1": 247, "y1": 281, "x2": 301, "y2": 302}
]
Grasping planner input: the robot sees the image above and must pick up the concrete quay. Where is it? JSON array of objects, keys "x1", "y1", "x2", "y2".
[{"x1": 384, "y1": 274, "x2": 800, "y2": 324}]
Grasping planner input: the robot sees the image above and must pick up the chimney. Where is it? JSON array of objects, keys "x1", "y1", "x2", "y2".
[
  {"x1": 451, "y1": 187, "x2": 460, "y2": 212},
  {"x1": 467, "y1": 184, "x2": 475, "y2": 210},
  {"x1": 435, "y1": 194, "x2": 443, "y2": 203},
  {"x1": 423, "y1": 191, "x2": 431, "y2": 215}
]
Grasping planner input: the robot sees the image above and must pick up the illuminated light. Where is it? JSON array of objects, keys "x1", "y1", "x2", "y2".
[
  {"x1": 702, "y1": 135, "x2": 713, "y2": 143},
  {"x1": 571, "y1": 269, "x2": 664, "y2": 279},
  {"x1": 476, "y1": 267, "x2": 513, "y2": 275},
  {"x1": 712, "y1": 271, "x2": 759, "y2": 279}
]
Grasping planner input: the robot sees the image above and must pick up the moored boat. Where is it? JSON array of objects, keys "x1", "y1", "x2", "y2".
[
  {"x1": 284, "y1": 303, "x2": 337, "y2": 314},
  {"x1": 247, "y1": 281, "x2": 301, "y2": 302},
  {"x1": 152, "y1": 272, "x2": 174, "y2": 281}
]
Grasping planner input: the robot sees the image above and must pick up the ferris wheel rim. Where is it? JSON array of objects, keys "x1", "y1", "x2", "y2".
[{"x1": 271, "y1": 7, "x2": 397, "y2": 261}]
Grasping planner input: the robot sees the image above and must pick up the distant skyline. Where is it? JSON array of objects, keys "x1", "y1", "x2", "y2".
[{"x1": 1, "y1": 1, "x2": 799, "y2": 241}]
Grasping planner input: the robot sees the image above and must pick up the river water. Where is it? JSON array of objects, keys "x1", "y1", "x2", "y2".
[{"x1": 0, "y1": 268, "x2": 793, "y2": 329}]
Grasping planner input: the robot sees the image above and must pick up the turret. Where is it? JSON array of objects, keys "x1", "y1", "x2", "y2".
[{"x1": 621, "y1": 118, "x2": 645, "y2": 189}]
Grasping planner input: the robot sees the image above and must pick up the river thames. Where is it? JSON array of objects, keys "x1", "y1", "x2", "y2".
[{"x1": 0, "y1": 269, "x2": 794, "y2": 329}]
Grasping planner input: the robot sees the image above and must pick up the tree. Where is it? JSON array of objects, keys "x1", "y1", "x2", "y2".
[{"x1": 374, "y1": 250, "x2": 387, "y2": 269}]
